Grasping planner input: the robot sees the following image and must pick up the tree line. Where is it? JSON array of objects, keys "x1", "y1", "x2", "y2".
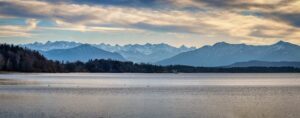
[{"x1": 1, "y1": 44, "x2": 299, "y2": 73}]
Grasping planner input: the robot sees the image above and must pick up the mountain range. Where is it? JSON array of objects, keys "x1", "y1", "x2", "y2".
[
  {"x1": 41, "y1": 44, "x2": 125, "y2": 62},
  {"x1": 158, "y1": 41, "x2": 300, "y2": 67},
  {"x1": 22, "y1": 41, "x2": 196, "y2": 63},
  {"x1": 93, "y1": 43, "x2": 194, "y2": 63},
  {"x1": 22, "y1": 41, "x2": 300, "y2": 67},
  {"x1": 22, "y1": 41, "x2": 81, "y2": 51}
]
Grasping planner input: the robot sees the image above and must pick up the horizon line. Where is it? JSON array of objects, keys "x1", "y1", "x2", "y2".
[{"x1": 13, "y1": 40, "x2": 299, "y2": 48}]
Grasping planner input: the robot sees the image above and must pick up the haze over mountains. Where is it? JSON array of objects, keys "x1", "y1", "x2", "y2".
[
  {"x1": 41, "y1": 44, "x2": 125, "y2": 62},
  {"x1": 158, "y1": 41, "x2": 300, "y2": 67},
  {"x1": 22, "y1": 41, "x2": 300, "y2": 67},
  {"x1": 21, "y1": 41, "x2": 81, "y2": 51},
  {"x1": 22, "y1": 41, "x2": 195, "y2": 63},
  {"x1": 93, "y1": 43, "x2": 194, "y2": 63}
]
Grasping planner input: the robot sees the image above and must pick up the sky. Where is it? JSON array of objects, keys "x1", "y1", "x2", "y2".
[{"x1": 0, "y1": 0, "x2": 300, "y2": 47}]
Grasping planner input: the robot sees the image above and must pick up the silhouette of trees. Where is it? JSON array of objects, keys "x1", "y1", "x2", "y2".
[{"x1": 0, "y1": 44, "x2": 62, "y2": 72}]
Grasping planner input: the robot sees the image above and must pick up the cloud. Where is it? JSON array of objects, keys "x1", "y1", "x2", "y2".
[
  {"x1": 185, "y1": 0, "x2": 300, "y2": 28},
  {"x1": 0, "y1": 0, "x2": 50, "y2": 18},
  {"x1": 255, "y1": 12, "x2": 300, "y2": 28},
  {"x1": 43, "y1": 21, "x2": 143, "y2": 33},
  {"x1": 45, "y1": 0, "x2": 171, "y2": 8},
  {"x1": 0, "y1": 18, "x2": 39, "y2": 37},
  {"x1": 0, "y1": 26, "x2": 31, "y2": 37},
  {"x1": 0, "y1": 0, "x2": 299, "y2": 44},
  {"x1": 26, "y1": 19, "x2": 39, "y2": 29},
  {"x1": 185, "y1": 0, "x2": 288, "y2": 11}
]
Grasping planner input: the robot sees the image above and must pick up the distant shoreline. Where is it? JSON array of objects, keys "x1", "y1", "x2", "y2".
[
  {"x1": 2, "y1": 67, "x2": 300, "y2": 73},
  {"x1": 1, "y1": 44, "x2": 300, "y2": 73}
]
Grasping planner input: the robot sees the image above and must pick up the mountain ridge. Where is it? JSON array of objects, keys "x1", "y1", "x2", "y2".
[
  {"x1": 158, "y1": 41, "x2": 300, "y2": 67},
  {"x1": 41, "y1": 44, "x2": 125, "y2": 62},
  {"x1": 22, "y1": 41, "x2": 196, "y2": 63},
  {"x1": 22, "y1": 40, "x2": 300, "y2": 66}
]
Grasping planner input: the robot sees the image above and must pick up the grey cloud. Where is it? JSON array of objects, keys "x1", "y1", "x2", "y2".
[
  {"x1": 249, "y1": 25, "x2": 296, "y2": 39},
  {"x1": 261, "y1": 12, "x2": 300, "y2": 27},
  {"x1": 191, "y1": 0, "x2": 300, "y2": 28},
  {"x1": 0, "y1": 2, "x2": 47, "y2": 18},
  {"x1": 40, "y1": 0, "x2": 172, "y2": 9},
  {"x1": 249, "y1": 26, "x2": 283, "y2": 38},
  {"x1": 131, "y1": 23, "x2": 194, "y2": 33},
  {"x1": 192, "y1": 0, "x2": 289, "y2": 10},
  {"x1": 0, "y1": 1, "x2": 98, "y2": 24}
]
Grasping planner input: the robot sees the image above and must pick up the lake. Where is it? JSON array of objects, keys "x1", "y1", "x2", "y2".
[{"x1": 0, "y1": 73, "x2": 300, "y2": 118}]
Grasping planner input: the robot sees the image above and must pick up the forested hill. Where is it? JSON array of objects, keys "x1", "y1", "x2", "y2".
[
  {"x1": 0, "y1": 44, "x2": 300, "y2": 73},
  {"x1": 0, "y1": 44, "x2": 62, "y2": 72}
]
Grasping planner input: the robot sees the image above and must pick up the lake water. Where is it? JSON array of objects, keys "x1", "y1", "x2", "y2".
[{"x1": 0, "y1": 73, "x2": 300, "y2": 118}]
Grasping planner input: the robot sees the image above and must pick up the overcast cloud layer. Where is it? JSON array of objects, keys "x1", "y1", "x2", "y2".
[{"x1": 0, "y1": 0, "x2": 300, "y2": 46}]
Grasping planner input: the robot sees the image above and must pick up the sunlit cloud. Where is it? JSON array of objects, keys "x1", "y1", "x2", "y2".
[{"x1": 0, "y1": 18, "x2": 38, "y2": 37}]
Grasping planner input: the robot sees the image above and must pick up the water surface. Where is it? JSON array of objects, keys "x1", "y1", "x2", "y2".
[{"x1": 0, "y1": 73, "x2": 300, "y2": 118}]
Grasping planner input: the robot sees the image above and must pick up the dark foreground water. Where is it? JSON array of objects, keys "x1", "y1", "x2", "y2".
[{"x1": 0, "y1": 73, "x2": 300, "y2": 118}]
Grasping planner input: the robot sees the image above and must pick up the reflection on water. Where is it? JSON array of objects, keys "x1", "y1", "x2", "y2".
[
  {"x1": 0, "y1": 73, "x2": 300, "y2": 118},
  {"x1": 0, "y1": 79, "x2": 37, "y2": 85}
]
